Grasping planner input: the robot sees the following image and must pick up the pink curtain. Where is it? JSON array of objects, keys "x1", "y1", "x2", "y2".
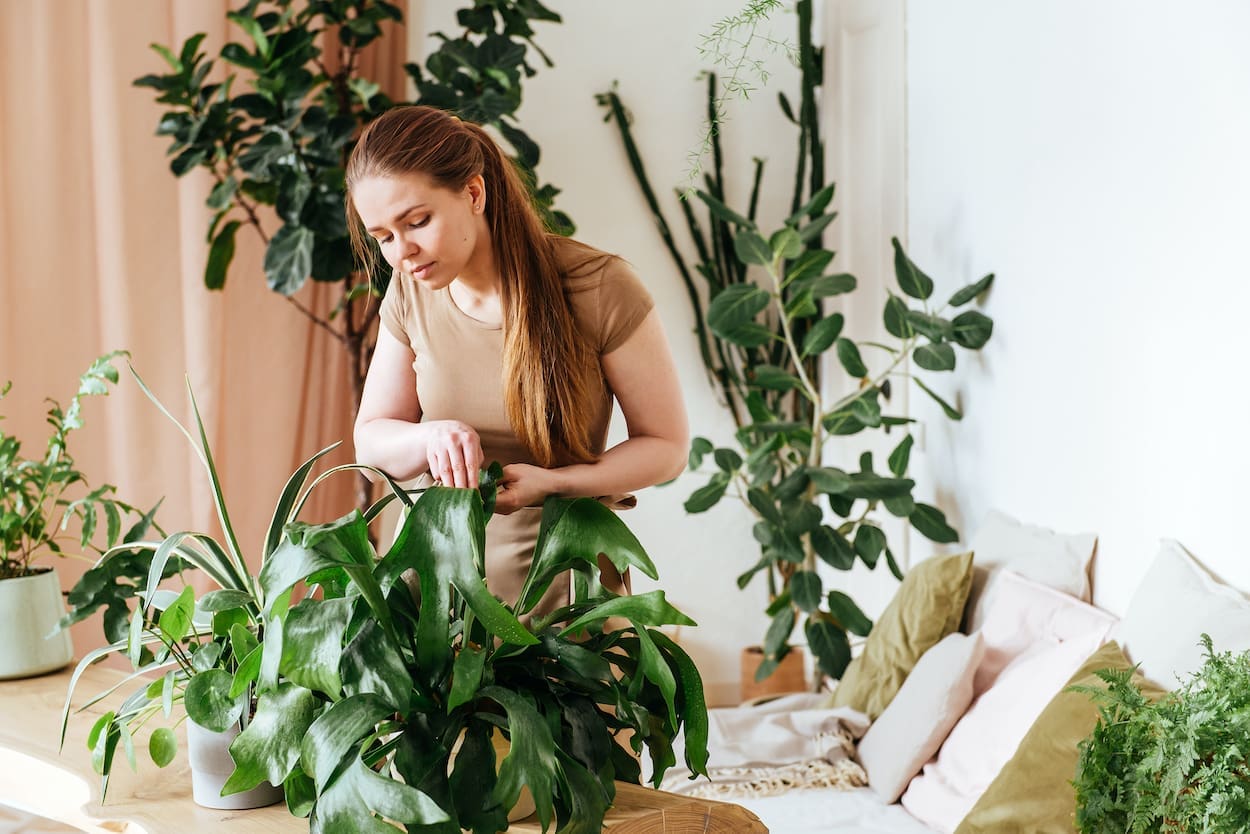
[{"x1": 0, "y1": 1, "x2": 408, "y2": 654}]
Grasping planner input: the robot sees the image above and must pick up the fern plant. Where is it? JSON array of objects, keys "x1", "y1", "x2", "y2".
[{"x1": 1073, "y1": 635, "x2": 1250, "y2": 834}]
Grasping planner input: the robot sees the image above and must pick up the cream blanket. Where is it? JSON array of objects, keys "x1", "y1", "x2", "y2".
[{"x1": 659, "y1": 693, "x2": 871, "y2": 800}]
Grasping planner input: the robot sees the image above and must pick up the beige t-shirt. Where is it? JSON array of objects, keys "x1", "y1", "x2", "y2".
[{"x1": 379, "y1": 236, "x2": 654, "y2": 617}]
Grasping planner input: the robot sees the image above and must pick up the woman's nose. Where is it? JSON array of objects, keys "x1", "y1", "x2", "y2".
[{"x1": 397, "y1": 235, "x2": 420, "y2": 264}]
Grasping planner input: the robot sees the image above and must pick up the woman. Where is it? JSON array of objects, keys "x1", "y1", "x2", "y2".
[{"x1": 347, "y1": 105, "x2": 688, "y2": 616}]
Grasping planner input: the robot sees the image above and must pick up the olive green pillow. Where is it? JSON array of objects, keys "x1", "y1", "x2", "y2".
[
  {"x1": 830, "y1": 551, "x2": 974, "y2": 719},
  {"x1": 955, "y1": 640, "x2": 1167, "y2": 834}
]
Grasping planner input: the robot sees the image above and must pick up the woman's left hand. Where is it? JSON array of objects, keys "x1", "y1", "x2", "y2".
[{"x1": 494, "y1": 463, "x2": 558, "y2": 515}]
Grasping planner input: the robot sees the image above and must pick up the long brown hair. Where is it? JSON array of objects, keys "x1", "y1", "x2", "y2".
[{"x1": 345, "y1": 106, "x2": 599, "y2": 466}]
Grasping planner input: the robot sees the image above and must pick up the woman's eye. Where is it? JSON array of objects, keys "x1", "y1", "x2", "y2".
[
  {"x1": 376, "y1": 235, "x2": 393, "y2": 245},
  {"x1": 409, "y1": 216, "x2": 430, "y2": 229}
]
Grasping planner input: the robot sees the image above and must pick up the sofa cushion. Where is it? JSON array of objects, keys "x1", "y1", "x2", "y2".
[
  {"x1": 963, "y1": 510, "x2": 1098, "y2": 632},
  {"x1": 954, "y1": 640, "x2": 1166, "y2": 834},
  {"x1": 856, "y1": 631, "x2": 985, "y2": 803},
  {"x1": 1115, "y1": 538, "x2": 1250, "y2": 688},
  {"x1": 831, "y1": 551, "x2": 974, "y2": 720},
  {"x1": 900, "y1": 628, "x2": 1109, "y2": 832},
  {"x1": 972, "y1": 570, "x2": 1117, "y2": 695}
]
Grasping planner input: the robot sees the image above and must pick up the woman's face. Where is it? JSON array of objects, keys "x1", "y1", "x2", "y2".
[{"x1": 352, "y1": 171, "x2": 487, "y2": 289}]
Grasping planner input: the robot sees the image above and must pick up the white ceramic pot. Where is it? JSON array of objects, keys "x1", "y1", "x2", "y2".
[
  {"x1": 0, "y1": 567, "x2": 74, "y2": 680},
  {"x1": 186, "y1": 719, "x2": 283, "y2": 810}
]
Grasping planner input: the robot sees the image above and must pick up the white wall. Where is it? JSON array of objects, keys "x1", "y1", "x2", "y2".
[
  {"x1": 411, "y1": 0, "x2": 806, "y2": 704},
  {"x1": 906, "y1": 2, "x2": 1250, "y2": 616}
]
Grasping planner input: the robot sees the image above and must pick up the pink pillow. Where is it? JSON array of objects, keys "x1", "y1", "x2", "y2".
[
  {"x1": 971, "y1": 570, "x2": 1117, "y2": 695},
  {"x1": 856, "y1": 632, "x2": 986, "y2": 803},
  {"x1": 900, "y1": 632, "x2": 1108, "y2": 833}
]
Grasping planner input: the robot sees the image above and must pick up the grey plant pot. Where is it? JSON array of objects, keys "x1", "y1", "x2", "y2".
[
  {"x1": 0, "y1": 568, "x2": 73, "y2": 680},
  {"x1": 186, "y1": 719, "x2": 283, "y2": 810}
]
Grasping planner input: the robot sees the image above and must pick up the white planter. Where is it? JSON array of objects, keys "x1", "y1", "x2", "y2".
[
  {"x1": 0, "y1": 568, "x2": 74, "y2": 680},
  {"x1": 186, "y1": 719, "x2": 283, "y2": 810}
]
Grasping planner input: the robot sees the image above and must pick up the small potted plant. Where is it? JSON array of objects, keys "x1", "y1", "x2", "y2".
[
  {"x1": 0, "y1": 352, "x2": 160, "y2": 680},
  {"x1": 1073, "y1": 635, "x2": 1250, "y2": 833}
]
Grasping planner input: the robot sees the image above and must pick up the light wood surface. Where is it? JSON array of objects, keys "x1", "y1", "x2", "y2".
[{"x1": 0, "y1": 664, "x2": 766, "y2": 833}]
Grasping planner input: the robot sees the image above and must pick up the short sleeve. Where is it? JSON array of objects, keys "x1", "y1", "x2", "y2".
[
  {"x1": 379, "y1": 270, "x2": 409, "y2": 345},
  {"x1": 598, "y1": 259, "x2": 655, "y2": 354}
]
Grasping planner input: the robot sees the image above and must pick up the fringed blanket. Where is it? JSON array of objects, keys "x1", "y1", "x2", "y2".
[{"x1": 660, "y1": 693, "x2": 871, "y2": 800}]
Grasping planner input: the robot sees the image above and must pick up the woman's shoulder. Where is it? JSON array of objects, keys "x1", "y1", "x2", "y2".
[
  {"x1": 550, "y1": 236, "x2": 654, "y2": 353},
  {"x1": 551, "y1": 235, "x2": 622, "y2": 286}
]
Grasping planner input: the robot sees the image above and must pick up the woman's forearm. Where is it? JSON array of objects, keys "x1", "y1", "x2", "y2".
[
  {"x1": 354, "y1": 418, "x2": 431, "y2": 482},
  {"x1": 550, "y1": 435, "x2": 687, "y2": 499}
]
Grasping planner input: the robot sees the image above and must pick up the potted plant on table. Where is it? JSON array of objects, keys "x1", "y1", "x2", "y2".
[
  {"x1": 64, "y1": 368, "x2": 711, "y2": 831},
  {"x1": 0, "y1": 352, "x2": 161, "y2": 680}
]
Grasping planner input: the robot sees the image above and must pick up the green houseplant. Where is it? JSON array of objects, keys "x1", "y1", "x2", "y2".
[
  {"x1": 135, "y1": 0, "x2": 570, "y2": 512},
  {"x1": 599, "y1": 1, "x2": 995, "y2": 684},
  {"x1": 0, "y1": 352, "x2": 160, "y2": 679},
  {"x1": 63, "y1": 369, "x2": 710, "y2": 831},
  {"x1": 1073, "y1": 636, "x2": 1250, "y2": 834}
]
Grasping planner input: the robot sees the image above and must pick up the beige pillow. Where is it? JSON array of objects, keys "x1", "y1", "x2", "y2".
[
  {"x1": 856, "y1": 632, "x2": 986, "y2": 803},
  {"x1": 831, "y1": 551, "x2": 974, "y2": 719},
  {"x1": 955, "y1": 641, "x2": 1166, "y2": 834}
]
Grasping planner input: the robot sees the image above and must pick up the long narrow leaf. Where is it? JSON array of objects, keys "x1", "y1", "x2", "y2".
[{"x1": 265, "y1": 442, "x2": 341, "y2": 559}]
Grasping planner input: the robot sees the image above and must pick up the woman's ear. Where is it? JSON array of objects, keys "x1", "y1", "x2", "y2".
[{"x1": 466, "y1": 174, "x2": 487, "y2": 215}]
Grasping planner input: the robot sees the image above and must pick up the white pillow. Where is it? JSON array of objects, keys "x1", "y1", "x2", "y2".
[
  {"x1": 963, "y1": 510, "x2": 1098, "y2": 631},
  {"x1": 856, "y1": 632, "x2": 985, "y2": 803},
  {"x1": 1116, "y1": 539, "x2": 1250, "y2": 688},
  {"x1": 899, "y1": 630, "x2": 1108, "y2": 833}
]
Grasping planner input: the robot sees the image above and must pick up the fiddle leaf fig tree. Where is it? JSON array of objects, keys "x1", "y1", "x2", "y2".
[{"x1": 134, "y1": 0, "x2": 570, "y2": 512}]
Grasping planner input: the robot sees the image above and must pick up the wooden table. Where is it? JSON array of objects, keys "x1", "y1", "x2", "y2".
[{"x1": 0, "y1": 664, "x2": 766, "y2": 833}]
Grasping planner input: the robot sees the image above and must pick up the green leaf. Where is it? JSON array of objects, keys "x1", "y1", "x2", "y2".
[
  {"x1": 280, "y1": 597, "x2": 351, "y2": 699},
  {"x1": 826, "y1": 591, "x2": 873, "y2": 637},
  {"x1": 684, "y1": 477, "x2": 728, "y2": 514},
  {"x1": 158, "y1": 585, "x2": 195, "y2": 645},
  {"x1": 706, "y1": 284, "x2": 770, "y2": 338},
  {"x1": 264, "y1": 442, "x2": 343, "y2": 559},
  {"x1": 222, "y1": 683, "x2": 321, "y2": 795},
  {"x1": 951, "y1": 310, "x2": 993, "y2": 349},
  {"x1": 518, "y1": 496, "x2": 658, "y2": 614},
  {"x1": 851, "y1": 391, "x2": 883, "y2": 427},
  {"x1": 783, "y1": 288, "x2": 818, "y2": 320},
  {"x1": 948, "y1": 273, "x2": 994, "y2": 307},
  {"x1": 687, "y1": 437, "x2": 713, "y2": 470},
  {"x1": 263, "y1": 224, "x2": 314, "y2": 295},
  {"x1": 808, "y1": 467, "x2": 851, "y2": 495},
  {"x1": 812, "y1": 526, "x2": 855, "y2": 570},
  {"x1": 229, "y1": 646, "x2": 262, "y2": 699},
  {"x1": 835, "y1": 339, "x2": 868, "y2": 378},
  {"x1": 751, "y1": 365, "x2": 803, "y2": 392},
  {"x1": 340, "y1": 618, "x2": 411, "y2": 714},
  {"x1": 888, "y1": 435, "x2": 914, "y2": 478},
  {"x1": 913, "y1": 376, "x2": 962, "y2": 420},
  {"x1": 721, "y1": 322, "x2": 775, "y2": 348},
  {"x1": 746, "y1": 487, "x2": 782, "y2": 525},
  {"x1": 635, "y1": 626, "x2": 679, "y2": 728},
  {"x1": 769, "y1": 227, "x2": 803, "y2": 260},
  {"x1": 787, "y1": 184, "x2": 835, "y2": 223},
  {"x1": 885, "y1": 548, "x2": 904, "y2": 581},
  {"x1": 883, "y1": 294, "x2": 913, "y2": 339},
  {"x1": 185, "y1": 669, "x2": 245, "y2": 733},
  {"x1": 649, "y1": 631, "x2": 709, "y2": 777},
  {"x1": 694, "y1": 189, "x2": 756, "y2": 230},
  {"x1": 911, "y1": 503, "x2": 959, "y2": 543},
  {"x1": 883, "y1": 494, "x2": 916, "y2": 518},
  {"x1": 312, "y1": 747, "x2": 449, "y2": 831},
  {"x1": 790, "y1": 571, "x2": 823, "y2": 613},
  {"x1": 806, "y1": 617, "x2": 853, "y2": 680},
  {"x1": 301, "y1": 693, "x2": 393, "y2": 792},
  {"x1": 762, "y1": 606, "x2": 796, "y2": 659},
  {"x1": 784, "y1": 250, "x2": 833, "y2": 286},
  {"x1": 481, "y1": 687, "x2": 557, "y2": 832},
  {"x1": 197, "y1": 589, "x2": 253, "y2": 612},
  {"x1": 448, "y1": 644, "x2": 486, "y2": 712},
  {"x1": 891, "y1": 237, "x2": 934, "y2": 300},
  {"x1": 204, "y1": 220, "x2": 239, "y2": 291},
  {"x1": 801, "y1": 314, "x2": 844, "y2": 357},
  {"x1": 798, "y1": 212, "x2": 836, "y2": 243},
  {"x1": 843, "y1": 473, "x2": 914, "y2": 501},
  {"x1": 801, "y1": 273, "x2": 857, "y2": 298},
  {"x1": 914, "y1": 342, "x2": 956, "y2": 372},
  {"x1": 206, "y1": 177, "x2": 237, "y2": 211},
  {"x1": 149, "y1": 727, "x2": 177, "y2": 768},
  {"x1": 907, "y1": 311, "x2": 953, "y2": 341},
  {"x1": 734, "y1": 230, "x2": 773, "y2": 266},
  {"x1": 713, "y1": 448, "x2": 743, "y2": 472},
  {"x1": 854, "y1": 525, "x2": 887, "y2": 569},
  {"x1": 560, "y1": 590, "x2": 696, "y2": 636}
]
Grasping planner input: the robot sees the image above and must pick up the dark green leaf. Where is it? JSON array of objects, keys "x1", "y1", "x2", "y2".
[
  {"x1": 914, "y1": 342, "x2": 956, "y2": 372},
  {"x1": 341, "y1": 618, "x2": 410, "y2": 714},
  {"x1": 197, "y1": 589, "x2": 253, "y2": 613},
  {"x1": 302, "y1": 693, "x2": 393, "y2": 792},
  {"x1": 854, "y1": 525, "x2": 886, "y2": 569},
  {"x1": 769, "y1": 227, "x2": 802, "y2": 260},
  {"x1": 891, "y1": 237, "x2": 934, "y2": 300},
  {"x1": 843, "y1": 473, "x2": 914, "y2": 501},
  {"x1": 693, "y1": 189, "x2": 755, "y2": 230},
  {"x1": 185, "y1": 669, "x2": 245, "y2": 733},
  {"x1": 448, "y1": 644, "x2": 486, "y2": 712},
  {"x1": 826, "y1": 591, "x2": 873, "y2": 637},
  {"x1": 888, "y1": 434, "x2": 914, "y2": 477},
  {"x1": 280, "y1": 597, "x2": 351, "y2": 698},
  {"x1": 883, "y1": 494, "x2": 916, "y2": 518},
  {"x1": 808, "y1": 467, "x2": 851, "y2": 495},
  {"x1": 783, "y1": 288, "x2": 818, "y2": 320},
  {"x1": 801, "y1": 273, "x2": 857, "y2": 298},
  {"x1": 721, "y1": 322, "x2": 775, "y2": 348},
  {"x1": 784, "y1": 250, "x2": 833, "y2": 286},
  {"x1": 906, "y1": 311, "x2": 953, "y2": 342},
  {"x1": 948, "y1": 273, "x2": 994, "y2": 307},
  {"x1": 688, "y1": 437, "x2": 714, "y2": 470},
  {"x1": 560, "y1": 590, "x2": 696, "y2": 635},
  {"x1": 790, "y1": 571, "x2": 822, "y2": 613},
  {"x1": 806, "y1": 617, "x2": 852, "y2": 679},
  {"x1": 158, "y1": 585, "x2": 195, "y2": 645},
  {"x1": 751, "y1": 365, "x2": 804, "y2": 392},
  {"x1": 812, "y1": 526, "x2": 854, "y2": 570},
  {"x1": 713, "y1": 448, "x2": 743, "y2": 473},
  {"x1": 747, "y1": 487, "x2": 782, "y2": 525},
  {"x1": 835, "y1": 339, "x2": 868, "y2": 378},
  {"x1": 734, "y1": 230, "x2": 773, "y2": 266},
  {"x1": 801, "y1": 314, "x2": 844, "y2": 357},
  {"x1": 263, "y1": 224, "x2": 314, "y2": 295},
  {"x1": 706, "y1": 284, "x2": 770, "y2": 338},
  {"x1": 883, "y1": 294, "x2": 913, "y2": 339},
  {"x1": 885, "y1": 548, "x2": 904, "y2": 581},
  {"x1": 481, "y1": 686, "x2": 557, "y2": 831},
  {"x1": 762, "y1": 606, "x2": 795, "y2": 659},
  {"x1": 913, "y1": 376, "x2": 962, "y2": 420},
  {"x1": 684, "y1": 477, "x2": 728, "y2": 514},
  {"x1": 911, "y1": 503, "x2": 959, "y2": 543},
  {"x1": 951, "y1": 310, "x2": 993, "y2": 349},
  {"x1": 223, "y1": 684, "x2": 321, "y2": 795}
]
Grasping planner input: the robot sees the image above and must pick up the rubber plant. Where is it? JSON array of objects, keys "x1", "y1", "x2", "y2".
[
  {"x1": 598, "y1": 0, "x2": 995, "y2": 683},
  {"x1": 62, "y1": 370, "x2": 709, "y2": 832},
  {"x1": 135, "y1": 0, "x2": 571, "y2": 513}
]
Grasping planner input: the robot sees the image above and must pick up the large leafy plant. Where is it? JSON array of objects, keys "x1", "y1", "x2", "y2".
[
  {"x1": 1073, "y1": 636, "x2": 1250, "y2": 834},
  {"x1": 599, "y1": 0, "x2": 995, "y2": 682},
  {"x1": 135, "y1": 0, "x2": 570, "y2": 512},
  {"x1": 63, "y1": 371, "x2": 709, "y2": 832},
  {"x1": 0, "y1": 352, "x2": 160, "y2": 582}
]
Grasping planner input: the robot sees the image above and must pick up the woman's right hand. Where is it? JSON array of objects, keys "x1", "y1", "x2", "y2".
[{"x1": 423, "y1": 420, "x2": 484, "y2": 488}]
